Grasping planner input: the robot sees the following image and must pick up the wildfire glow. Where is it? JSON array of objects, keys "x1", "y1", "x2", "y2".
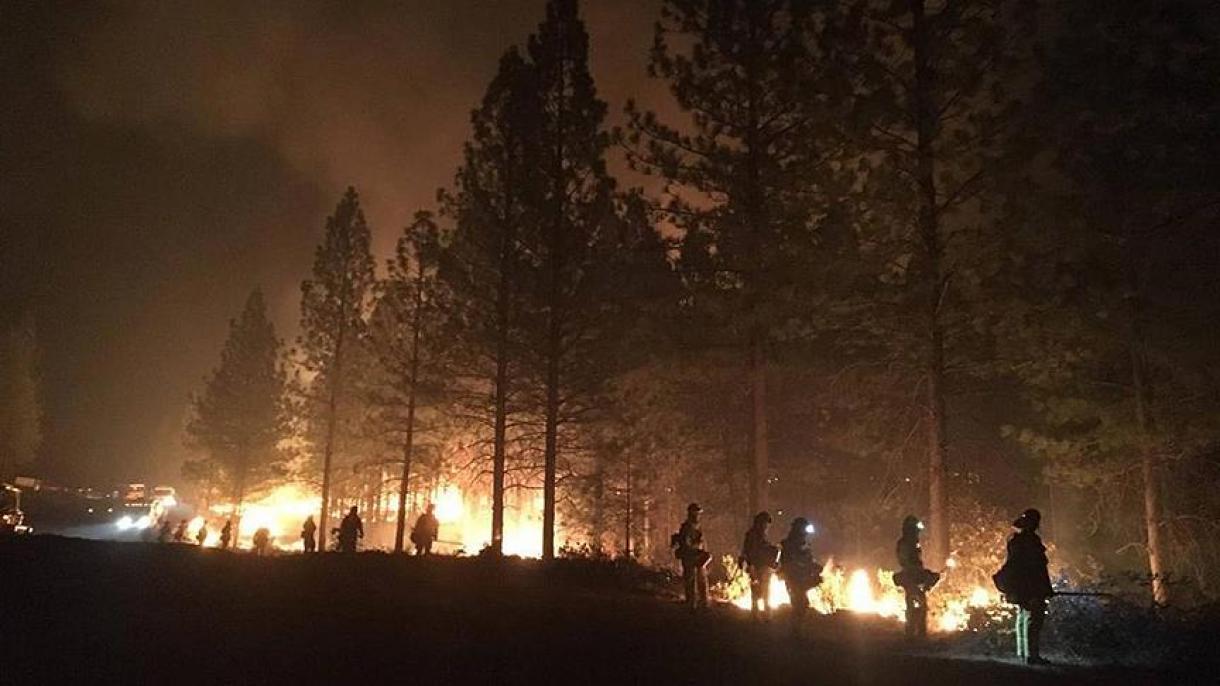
[
  {"x1": 432, "y1": 483, "x2": 545, "y2": 557},
  {"x1": 728, "y1": 559, "x2": 998, "y2": 632},
  {"x1": 207, "y1": 483, "x2": 321, "y2": 550},
  {"x1": 432, "y1": 485, "x2": 464, "y2": 523}
]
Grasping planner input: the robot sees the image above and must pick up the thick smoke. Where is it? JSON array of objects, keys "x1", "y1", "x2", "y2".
[
  {"x1": 11, "y1": 0, "x2": 660, "y2": 484},
  {"x1": 57, "y1": 0, "x2": 661, "y2": 254}
]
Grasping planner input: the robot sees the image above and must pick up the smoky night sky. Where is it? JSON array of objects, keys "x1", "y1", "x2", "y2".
[{"x1": 1, "y1": 0, "x2": 663, "y2": 486}]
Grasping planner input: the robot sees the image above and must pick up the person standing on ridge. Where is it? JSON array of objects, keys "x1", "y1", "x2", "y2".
[
  {"x1": 410, "y1": 504, "x2": 440, "y2": 556},
  {"x1": 994, "y1": 508, "x2": 1054, "y2": 665},
  {"x1": 338, "y1": 506, "x2": 364, "y2": 553},
  {"x1": 301, "y1": 515, "x2": 318, "y2": 553},
  {"x1": 780, "y1": 517, "x2": 822, "y2": 637},
  {"x1": 894, "y1": 515, "x2": 940, "y2": 640},
  {"x1": 672, "y1": 503, "x2": 710, "y2": 611}
]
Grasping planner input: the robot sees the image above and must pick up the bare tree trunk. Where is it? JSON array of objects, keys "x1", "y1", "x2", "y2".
[
  {"x1": 911, "y1": 0, "x2": 950, "y2": 567},
  {"x1": 543, "y1": 325, "x2": 560, "y2": 560},
  {"x1": 233, "y1": 454, "x2": 248, "y2": 543},
  {"x1": 742, "y1": 12, "x2": 769, "y2": 517},
  {"x1": 624, "y1": 451, "x2": 633, "y2": 558},
  {"x1": 591, "y1": 459, "x2": 606, "y2": 549},
  {"x1": 542, "y1": 56, "x2": 568, "y2": 563},
  {"x1": 641, "y1": 497, "x2": 651, "y2": 562},
  {"x1": 748, "y1": 335, "x2": 769, "y2": 516},
  {"x1": 394, "y1": 280, "x2": 425, "y2": 553},
  {"x1": 490, "y1": 219, "x2": 515, "y2": 555},
  {"x1": 1131, "y1": 328, "x2": 1169, "y2": 604},
  {"x1": 318, "y1": 310, "x2": 348, "y2": 552}
]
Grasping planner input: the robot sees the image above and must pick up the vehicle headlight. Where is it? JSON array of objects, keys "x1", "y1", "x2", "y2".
[
  {"x1": 116, "y1": 515, "x2": 134, "y2": 531},
  {"x1": 135, "y1": 515, "x2": 152, "y2": 529}
]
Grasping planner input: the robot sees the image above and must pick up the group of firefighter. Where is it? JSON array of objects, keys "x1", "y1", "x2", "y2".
[
  {"x1": 297, "y1": 503, "x2": 441, "y2": 555},
  {"x1": 153, "y1": 503, "x2": 442, "y2": 556},
  {"x1": 672, "y1": 503, "x2": 1054, "y2": 665}
]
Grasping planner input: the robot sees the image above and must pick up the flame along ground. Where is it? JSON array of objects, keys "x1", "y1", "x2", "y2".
[
  {"x1": 189, "y1": 481, "x2": 547, "y2": 556},
  {"x1": 179, "y1": 483, "x2": 998, "y2": 632},
  {"x1": 726, "y1": 559, "x2": 1000, "y2": 632}
]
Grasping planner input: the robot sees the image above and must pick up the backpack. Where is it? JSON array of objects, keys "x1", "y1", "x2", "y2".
[{"x1": 992, "y1": 562, "x2": 1013, "y2": 595}]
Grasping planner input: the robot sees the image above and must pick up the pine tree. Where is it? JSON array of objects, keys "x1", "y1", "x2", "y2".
[
  {"x1": 844, "y1": 0, "x2": 1035, "y2": 565},
  {"x1": 524, "y1": 0, "x2": 618, "y2": 559},
  {"x1": 1006, "y1": 0, "x2": 1220, "y2": 604},
  {"x1": 440, "y1": 49, "x2": 542, "y2": 554},
  {"x1": 186, "y1": 290, "x2": 288, "y2": 528},
  {"x1": 368, "y1": 211, "x2": 446, "y2": 553},
  {"x1": 299, "y1": 187, "x2": 375, "y2": 550},
  {"x1": 626, "y1": 0, "x2": 851, "y2": 517},
  {"x1": 568, "y1": 191, "x2": 679, "y2": 554}
]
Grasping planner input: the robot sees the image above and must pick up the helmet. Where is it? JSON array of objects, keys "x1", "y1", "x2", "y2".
[
  {"x1": 687, "y1": 503, "x2": 702, "y2": 514},
  {"x1": 902, "y1": 515, "x2": 922, "y2": 534},
  {"x1": 753, "y1": 511, "x2": 772, "y2": 526},
  {"x1": 791, "y1": 517, "x2": 811, "y2": 535},
  {"x1": 1013, "y1": 508, "x2": 1041, "y2": 531}
]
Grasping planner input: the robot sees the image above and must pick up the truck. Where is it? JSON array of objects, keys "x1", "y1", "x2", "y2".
[{"x1": 1, "y1": 482, "x2": 32, "y2": 535}]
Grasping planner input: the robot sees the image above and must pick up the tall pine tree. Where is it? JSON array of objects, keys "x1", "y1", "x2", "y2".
[
  {"x1": 299, "y1": 187, "x2": 375, "y2": 550},
  {"x1": 440, "y1": 49, "x2": 542, "y2": 554},
  {"x1": 845, "y1": 0, "x2": 1035, "y2": 565},
  {"x1": 1006, "y1": 0, "x2": 1220, "y2": 603},
  {"x1": 524, "y1": 0, "x2": 617, "y2": 559},
  {"x1": 627, "y1": 0, "x2": 851, "y2": 516},
  {"x1": 186, "y1": 289, "x2": 288, "y2": 530},
  {"x1": 368, "y1": 211, "x2": 446, "y2": 553}
]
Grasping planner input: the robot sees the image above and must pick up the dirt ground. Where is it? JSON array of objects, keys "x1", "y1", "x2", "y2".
[{"x1": 0, "y1": 537, "x2": 1195, "y2": 685}]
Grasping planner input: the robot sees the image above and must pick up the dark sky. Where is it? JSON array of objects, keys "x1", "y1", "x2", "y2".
[{"x1": 0, "y1": 0, "x2": 662, "y2": 486}]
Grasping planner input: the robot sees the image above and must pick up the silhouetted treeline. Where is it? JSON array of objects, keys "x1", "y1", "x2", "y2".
[{"x1": 183, "y1": 0, "x2": 1220, "y2": 602}]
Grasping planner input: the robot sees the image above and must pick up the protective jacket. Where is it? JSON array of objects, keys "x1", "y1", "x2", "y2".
[
  {"x1": 411, "y1": 513, "x2": 439, "y2": 544},
  {"x1": 741, "y1": 527, "x2": 779, "y2": 571},
  {"x1": 996, "y1": 530, "x2": 1053, "y2": 607},
  {"x1": 780, "y1": 534, "x2": 822, "y2": 591},
  {"x1": 339, "y1": 513, "x2": 364, "y2": 542},
  {"x1": 894, "y1": 535, "x2": 940, "y2": 590},
  {"x1": 675, "y1": 519, "x2": 710, "y2": 567}
]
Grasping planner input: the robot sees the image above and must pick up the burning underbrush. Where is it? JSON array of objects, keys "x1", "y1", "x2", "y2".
[
  {"x1": 192, "y1": 479, "x2": 555, "y2": 555},
  {"x1": 200, "y1": 483, "x2": 320, "y2": 549},
  {"x1": 717, "y1": 555, "x2": 1007, "y2": 632}
]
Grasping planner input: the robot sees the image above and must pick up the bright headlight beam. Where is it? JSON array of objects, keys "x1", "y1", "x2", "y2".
[{"x1": 115, "y1": 516, "x2": 134, "y2": 531}]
